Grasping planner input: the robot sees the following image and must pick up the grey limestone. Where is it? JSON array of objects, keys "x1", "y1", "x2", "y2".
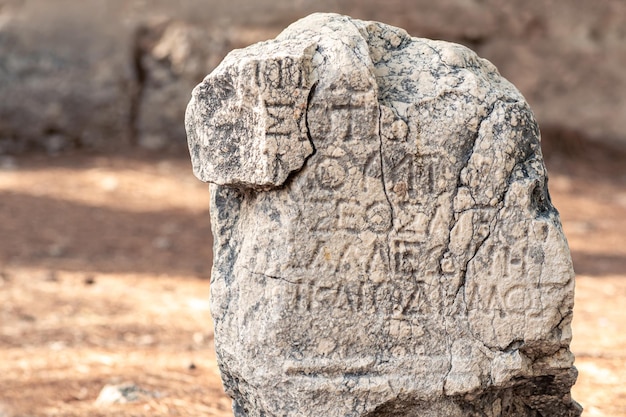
[{"x1": 186, "y1": 13, "x2": 581, "y2": 417}]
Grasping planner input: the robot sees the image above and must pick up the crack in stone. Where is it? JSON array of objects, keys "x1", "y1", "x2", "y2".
[
  {"x1": 441, "y1": 320, "x2": 454, "y2": 395},
  {"x1": 459, "y1": 213, "x2": 497, "y2": 299},
  {"x1": 240, "y1": 265, "x2": 302, "y2": 286},
  {"x1": 444, "y1": 102, "x2": 499, "y2": 304},
  {"x1": 376, "y1": 104, "x2": 396, "y2": 272},
  {"x1": 354, "y1": 20, "x2": 397, "y2": 275},
  {"x1": 281, "y1": 79, "x2": 319, "y2": 191}
]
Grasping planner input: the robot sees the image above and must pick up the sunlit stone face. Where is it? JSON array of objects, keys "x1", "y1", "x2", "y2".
[{"x1": 187, "y1": 12, "x2": 580, "y2": 417}]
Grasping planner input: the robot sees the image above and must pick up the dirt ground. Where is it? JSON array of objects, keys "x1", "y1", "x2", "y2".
[{"x1": 0, "y1": 146, "x2": 624, "y2": 417}]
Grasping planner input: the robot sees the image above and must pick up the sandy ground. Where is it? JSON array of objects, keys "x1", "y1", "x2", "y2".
[{"x1": 0, "y1": 149, "x2": 624, "y2": 416}]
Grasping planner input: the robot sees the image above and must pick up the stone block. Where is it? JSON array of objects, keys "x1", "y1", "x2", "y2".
[{"x1": 186, "y1": 13, "x2": 581, "y2": 417}]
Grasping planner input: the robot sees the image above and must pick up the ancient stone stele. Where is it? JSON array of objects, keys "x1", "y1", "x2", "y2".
[{"x1": 186, "y1": 13, "x2": 581, "y2": 417}]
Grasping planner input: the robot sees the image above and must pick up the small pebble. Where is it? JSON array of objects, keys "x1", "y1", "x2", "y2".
[{"x1": 95, "y1": 383, "x2": 160, "y2": 405}]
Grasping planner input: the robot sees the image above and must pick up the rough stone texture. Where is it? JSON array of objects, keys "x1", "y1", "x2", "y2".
[
  {"x1": 187, "y1": 13, "x2": 580, "y2": 417},
  {"x1": 186, "y1": 39, "x2": 316, "y2": 187}
]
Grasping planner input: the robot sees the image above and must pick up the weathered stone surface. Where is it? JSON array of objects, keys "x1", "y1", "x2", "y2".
[
  {"x1": 186, "y1": 13, "x2": 580, "y2": 417},
  {"x1": 186, "y1": 38, "x2": 316, "y2": 187}
]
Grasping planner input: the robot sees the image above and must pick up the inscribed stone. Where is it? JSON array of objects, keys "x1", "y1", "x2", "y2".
[{"x1": 186, "y1": 13, "x2": 580, "y2": 417}]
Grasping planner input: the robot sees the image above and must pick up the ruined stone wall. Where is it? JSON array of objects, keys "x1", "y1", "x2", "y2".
[{"x1": 1, "y1": 0, "x2": 624, "y2": 153}]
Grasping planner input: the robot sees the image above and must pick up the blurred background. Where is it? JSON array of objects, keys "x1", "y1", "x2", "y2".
[
  {"x1": 1, "y1": 0, "x2": 626, "y2": 154},
  {"x1": 0, "y1": 1, "x2": 625, "y2": 416}
]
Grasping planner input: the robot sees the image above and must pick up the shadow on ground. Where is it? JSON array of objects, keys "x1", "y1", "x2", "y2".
[{"x1": 0, "y1": 187, "x2": 212, "y2": 278}]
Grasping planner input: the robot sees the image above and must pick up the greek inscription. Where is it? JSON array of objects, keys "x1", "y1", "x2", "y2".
[
  {"x1": 337, "y1": 201, "x2": 363, "y2": 232},
  {"x1": 466, "y1": 282, "x2": 565, "y2": 314},
  {"x1": 365, "y1": 239, "x2": 391, "y2": 277},
  {"x1": 393, "y1": 240, "x2": 422, "y2": 274},
  {"x1": 309, "y1": 198, "x2": 393, "y2": 234},
  {"x1": 331, "y1": 108, "x2": 353, "y2": 141},
  {"x1": 302, "y1": 240, "x2": 362, "y2": 273},
  {"x1": 363, "y1": 151, "x2": 382, "y2": 179},
  {"x1": 297, "y1": 239, "x2": 327, "y2": 268},
  {"x1": 285, "y1": 279, "x2": 436, "y2": 317},
  {"x1": 304, "y1": 240, "x2": 332, "y2": 269},
  {"x1": 314, "y1": 285, "x2": 339, "y2": 306},
  {"x1": 366, "y1": 203, "x2": 392, "y2": 233},
  {"x1": 387, "y1": 154, "x2": 440, "y2": 203},
  {"x1": 389, "y1": 154, "x2": 416, "y2": 198},
  {"x1": 250, "y1": 57, "x2": 305, "y2": 91},
  {"x1": 488, "y1": 245, "x2": 528, "y2": 278},
  {"x1": 265, "y1": 104, "x2": 294, "y2": 136},
  {"x1": 316, "y1": 159, "x2": 348, "y2": 189},
  {"x1": 417, "y1": 159, "x2": 437, "y2": 197},
  {"x1": 327, "y1": 94, "x2": 379, "y2": 142},
  {"x1": 396, "y1": 211, "x2": 430, "y2": 236}
]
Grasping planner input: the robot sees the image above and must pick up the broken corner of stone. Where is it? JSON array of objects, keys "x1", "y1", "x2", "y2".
[{"x1": 185, "y1": 12, "x2": 582, "y2": 417}]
